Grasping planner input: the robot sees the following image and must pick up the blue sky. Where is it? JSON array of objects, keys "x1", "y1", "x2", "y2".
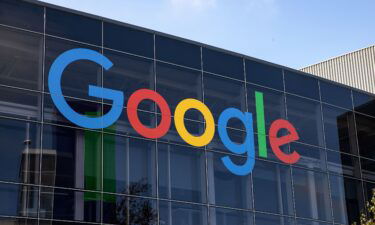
[{"x1": 39, "y1": 0, "x2": 375, "y2": 69}]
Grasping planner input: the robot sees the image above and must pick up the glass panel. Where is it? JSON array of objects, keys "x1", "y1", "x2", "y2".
[
  {"x1": 209, "y1": 207, "x2": 253, "y2": 225},
  {"x1": 326, "y1": 150, "x2": 360, "y2": 178},
  {"x1": 352, "y1": 90, "x2": 375, "y2": 117},
  {"x1": 0, "y1": 27, "x2": 43, "y2": 90},
  {"x1": 296, "y1": 219, "x2": 330, "y2": 225},
  {"x1": 202, "y1": 48, "x2": 244, "y2": 80},
  {"x1": 156, "y1": 62, "x2": 202, "y2": 120},
  {"x1": 355, "y1": 113, "x2": 375, "y2": 160},
  {"x1": 286, "y1": 95, "x2": 324, "y2": 147},
  {"x1": 293, "y1": 168, "x2": 332, "y2": 221},
  {"x1": 320, "y1": 81, "x2": 353, "y2": 109},
  {"x1": 284, "y1": 70, "x2": 319, "y2": 100},
  {"x1": 255, "y1": 213, "x2": 295, "y2": 225},
  {"x1": 41, "y1": 125, "x2": 102, "y2": 191},
  {"x1": 46, "y1": 8, "x2": 101, "y2": 46},
  {"x1": 103, "y1": 22, "x2": 154, "y2": 58},
  {"x1": 253, "y1": 160, "x2": 294, "y2": 215},
  {"x1": 45, "y1": 37, "x2": 102, "y2": 101},
  {"x1": 203, "y1": 73, "x2": 246, "y2": 129},
  {"x1": 102, "y1": 194, "x2": 157, "y2": 224},
  {"x1": 361, "y1": 158, "x2": 375, "y2": 182},
  {"x1": 103, "y1": 49, "x2": 155, "y2": 111},
  {"x1": 0, "y1": 119, "x2": 41, "y2": 184},
  {"x1": 207, "y1": 126, "x2": 246, "y2": 155},
  {"x1": 103, "y1": 135, "x2": 156, "y2": 197},
  {"x1": 207, "y1": 152, "x2": 252, "y2": 209},
  {"x1": 0, "y1": 183, "x2": 38, "y2": 218},
  {"x1": 329, "y1": 175, "x2": 363, "y2": 225},
  {"x1": 159, "y1": 201, "x2": 208, "y2": 225},
  {"x1": 43, "y1": 93, "x2": 102, "y2": 128},
  {"x1": 0, "y1": 217, "x2": 38, "y2": 225},
  {"x1": 39, "y1": 187, "x2": 101, "y2": 223},
  {"x1": 0, "y1": 86, "x2": 42, "y2": 121},
  {"x1": 292, "y1": 142, "x2": 326, "y2": 172},
  {"x1": 363, "y1": 181, "x2": 375, "y2": 202},
  {"x1": 0, "y1": 0, "x2": 44, "y2": 32},
  {"x1": 322, "y1": 104, "x2": 358, "y2": 154},
  {"x1": 156, "y1": 35, "x2": 201, "y2": 69},
  {"x1": 247, "y1": 84, "x2": 286, "y2": 131},
  {"x1": 246, "y1": 59, "x2": 284, "y2": 90},
  {"x1": 158, "y1": 117, "x2": 205, "y2": 146},
  {"x1": 158, "y1": 143, "x2": 207, "y2": 203}
]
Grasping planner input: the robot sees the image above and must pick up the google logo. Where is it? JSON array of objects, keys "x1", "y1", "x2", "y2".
[{"x1": 49, "y1": 49, "x2": 301, "y2": 176}]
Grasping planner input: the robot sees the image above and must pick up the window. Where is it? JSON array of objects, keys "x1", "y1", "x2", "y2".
[
  {"x1": 246, "y1": 59, "x2": 284, "y2": 90},
  {"x1": 326, "y1": 150, "x2": 360, "y2": 178},
  {"x1": 210, "y1": 207, "x2": 253, "y2": 225},
  {"x1": 46, "y1": 8, "x2": 101, "y2": 45},
  {"x1": 0, "y1": 119, "x2": 41, "y2": 184},
  {"x1": 322, "y1": 104, "x2": 358, "y2": 154},
  {"x1": 202, "y1": 48, "x2": 244, "y2": 80},
  {"x1": 291, "y1": 142, "x2": 326, "y2": 172},
  {"x1": 0, "y1": 0, "x2": 43, "y2": 32},
  {"x1": 255, "y1": 213, "x2": 295, "y2": 225},
  {"x1": 103, "y1": 135, "x2": 157, "y2": 197},
  {"x1": 156, "y1": 35, "x2": 201, "y2": 69},
  {"x1": 355, "y1": 113, "x2": 375, "y2": 160},
  {"x1": 103, "y1": 49, "x2": 155, "y2": 112},
  {"x1": 207, "y1": 152, "x2": 252, "y2": 209},
  {"x1": 159, "y1": 201, "x2": 208, "y2": 225},
  {"x1": 284, "y1": 70, "x2": 319, "y2": 100},
  {"x1": 41, "y1": 125, "x2": 102, "y2": 190},
  {"x1": 156, "y1": 62, "x2": 202, "y2": 121},
  {"x1": 39, "y1": 187, "x2": 101, "y2": 223},
  {"x1": 352, "y1": 90, "x2": 375, "y2": 117},
  {"x1": 286, "y1": 95, "x2": 324, "y2": 147},
  {"x1": 0, "y1": 27, "x2": 43, "y2": 90},
  {"x1": 252, "y1": 160, "x2": 294, "y2": 215},
  {"x1": 104, "y1": 22, "x2": 154, "y2": 58},
  {"x1": 320, "y1": 81, "x2": 352, "y2": 109},
  {"x1": 45, "y1": 37, "x2": 102, "y2": 101},
  {"x1": 158, "y1": 143, "x2": 207, "y2": 203},
  {"x1": 293, "y1": 168, "x2": 332, "y2": 221}
]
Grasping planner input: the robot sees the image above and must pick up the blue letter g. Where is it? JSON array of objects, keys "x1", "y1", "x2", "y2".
[{"x1": 48, "y1": 48, "x2": 124, "y2": 129}]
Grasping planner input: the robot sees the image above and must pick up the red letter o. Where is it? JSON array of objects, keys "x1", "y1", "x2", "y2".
[{"x1": 127, "y1": 89, "x2": 171, "y2": 139}]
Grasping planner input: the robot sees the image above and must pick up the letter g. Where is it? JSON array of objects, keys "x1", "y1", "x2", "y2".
[{"x1": 48, "y1": 48, "x2": 124, "y2": 129}]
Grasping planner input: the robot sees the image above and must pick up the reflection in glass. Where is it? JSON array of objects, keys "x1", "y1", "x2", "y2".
[
  {"x1": 320, "y1": 81, "x2": 353, "y2": 109},
  {"x1": 255, "y1": 213, "x2": 295, "y2": 225},
  {"x1": 41, "y1": 125, "x2": 102, "y2": 190},
  {"x1": 103, "y1": 194, "x2": 157, "y2": 224},
  {"x1": 293, "y1": 168, "x2": 332, "y2": 221},
  {"x1": 361, "y1": 158, "x2": 375, "y2": 182},
  {"x1": 0, "y1": 183, "x2": 38, "y2": 218},
  {"x1": 322, "y1": 104, "x2": 357, "y2": 154},
  {"x1": 0, "y1": 119, "x2": 41, "y2": 184},
  {"x1": 156, "y1": 62, "x2": 202, "y2": 120},
  {"x1": 40, "y1": 187, "x2": 101, "y2": 223},
  {"x1": 210, "y1": 207, "x2": 253, "y2": 225},
  {"x1": 353, "y1": 90, "x2": 375, "y2": 117},
  {"x1": 207, "y1": 152, "x2": 252, "y2": 209},
  {"x1": 45, "y1": 37, "x2": 102, "y2": 101},
  {"x1": 159, "y1": 201, "x2": 208, "y2": 225},
  {"x1": 284, "y1": 70, "x2": 319, "y2": 100},
  {"x1": 0, "y1": 26, "x2": 43, "y2": 90},
  {"x1": 326, "y1": 150, "x2": 360, "y2": 178},
  {"x1": 103, "y1": 50, "x2": 155, "y2": 111},
  {"x1": 103, "y1": 135, "x2": 156, "y2": 197},
  {"x1": 253, "y1": 160, "x2": 294, "y2": 215},
  {"x1": 355, "y1": 113, "x2": 375, "y2": 160},
  {"x1": 247, "y1": 84, "x2": 286, "y2": 131},
  {"x1": 286, "y1": 95, "x2": 324, "y2": 147},
  {"x1": 158, "y1": 143, "x2": 206, "y2": 203},
  {"x1": 246, "y1": 59, "x2": 284, "y2": 90},
  {"x1": 204, "y1": 73, "x2": 246, "y2": 129},
  {"x1": 0, "y1": 86, "x2": 42, "y2": 121},
  {"x1": 329, "y1": 175, "x2": 363, "y2": 224},
  {"x1": 291, "y1": 142, "x2": 326, "y2": 171},
  {"x1": 296, "y1": 218, "x2": 330, "y2": 225}
]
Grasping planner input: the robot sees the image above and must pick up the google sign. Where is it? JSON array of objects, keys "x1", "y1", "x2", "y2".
[{"x1": 48, "y1": 48, "x2": 301, "y2": 176}]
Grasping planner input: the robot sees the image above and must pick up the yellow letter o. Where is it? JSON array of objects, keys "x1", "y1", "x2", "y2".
[{"x1": 174, "y1": 99, "x2": 215, "y2": 147}]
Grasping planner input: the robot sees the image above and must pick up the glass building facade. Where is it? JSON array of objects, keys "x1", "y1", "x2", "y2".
[{"x1": 0, "y1": 0, "x2": 375, "y2": 224}]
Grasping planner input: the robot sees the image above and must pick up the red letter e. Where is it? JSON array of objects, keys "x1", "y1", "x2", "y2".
[{"x1": 269, "y1": 119, "x2": 300, "y2": 164}]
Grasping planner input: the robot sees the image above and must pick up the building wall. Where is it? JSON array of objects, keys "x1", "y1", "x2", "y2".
[
  {"x1": 301, "y1": 45, "x2": 375, "y2": 94},
  {"x1": 0, "y1": 0, "x2": 375, "y2": 225}
]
